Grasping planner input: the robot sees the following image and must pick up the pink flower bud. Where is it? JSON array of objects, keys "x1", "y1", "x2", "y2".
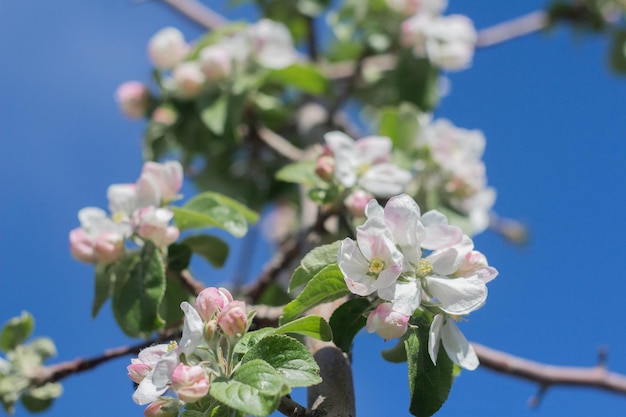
[
  {"x1": 152, "y1": 106, "x2": 178, "y2": 126},
  {"x1": 205, "y1": 319, "x2": 218, "y2": 340},
  {"x1": 93, "y1": 232, "x2": 124, "y2": 264},
  {"x1": 172, "y1": 62, "x2": 205, "y2": 99},
  {"x1": 136, "y1": 207, "x2": 180, "y2": 248},
  {"x1": 199, "y1": 45, "x2": 232, "y2": 82},
  {"x1": 344, "y1": 190, "x2": 374, "y2": 218},
  {"x1": 171, "y1": 363, "x2": 209, "y2": 403},
  {"x1": 315, "y1": 155, "x2": 335, "y2": 180},
  {"x1": 115, "y1": 81, "x2": 150, "y2": 119},
  {"x1": 144, "y1": 398, "x2": 179, "y2": 417},
  {"x1": 148, "y1": 27, "x2": 189, "y2": 70},
  {"x1": 127, "y1": 360, "x2": 151, "y2": 384},
  {"x1": 366, "y1": 303, "x2": 409, "y2": 341},
  {"x1": 194, "y1": 287, "x2": 233, "y2": 321},
  {"x1": 69, "y1": 227, "x2": 95, "y2": 263},
  {"x1": 217, "y1": 301, "x2": 248, "y2": 339}
]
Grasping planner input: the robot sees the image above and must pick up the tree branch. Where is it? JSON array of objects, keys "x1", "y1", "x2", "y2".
[
  {"x1": 475, "y1": 11, "x2": 549, "y2": 48},
  {"x1": 161, "y1": 0, "x2": 227, "y2": 30}
]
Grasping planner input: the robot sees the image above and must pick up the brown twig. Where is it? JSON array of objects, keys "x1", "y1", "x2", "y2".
[
  {"x1": 257, "y1": 126, "x2": 306, "y2": 162},
  {"x1": 476, "y1": 10, "x2": 549, "y2": 48},
  {"x1": 161, "y1": 0, "x2": 227, "y2": 30}
]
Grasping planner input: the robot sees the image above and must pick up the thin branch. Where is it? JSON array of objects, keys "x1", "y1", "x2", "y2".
[
  {"x1": 167, "y1": 268, "x2": 204, "y2": 297},
  {"x1": 161, "y1": 0, "x2": 227, "y2": 30},
  {"x1": 306, "y1": 16, "x2": 319, "y2": 62},
  {"x1": 257, "y1": 127, "x2": 306, "y2": 162},
  {"x1": 475, "y1": 10, "x2": 549, "y2": 48},
  {"x1": 278, "y1": 396, "x2": 316, "y2": 417},
  {"x1": 473, "y1": 343, "x2": 626, "y2": 397}
]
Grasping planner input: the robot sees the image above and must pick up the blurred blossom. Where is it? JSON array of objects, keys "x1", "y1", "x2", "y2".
[
  {"x1": 199, "y1": 45, "x2": 232, "y2": 81},
  {"x1": 148, "y1": 27, "x2": 189, "y2": 70},
  {"x1": 172, "y1": 61, "x2": 206, "y2": 98},
  {"x1": 115, "y1": 81, "x2": 150, "y2": 119}
]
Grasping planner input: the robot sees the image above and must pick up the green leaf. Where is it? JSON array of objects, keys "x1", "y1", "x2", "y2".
[
  {"x1": 610, "y1": 30, "x2": 626, "y2": 74},
  {"x1": 234, "y1": 328, "x2": 276, "y2": 355},
  {"x1": 172, "y1": 201, "x2": 247, "y2": 238},
  {"x1": 92, "y1": 263, "x2": 116, "y2": 318},
  {"x1": 1, "y1": 312, "x2": 34, "y2": 352},
  {"x1": 209, "y1": 359, "x2": 286, "y2": 417},
  {"x1": 182, "y1": 235, "x2": 229, "y2": 268},
  {"x1": 276, "y1": 315, "x2": 332, "y2": 341},
  {"x1": 406, "y1": 327, "x2": 454, "y2": 417},
  {"x1": 242, "y1": 335, "x2": 321, "y2": 388},
  {"x1": 275, "y1": 161, "x2": 319, "y2": 186},
  {"x1": 256, "y1": 283, "x2": 292, "y2": 307},
  {"x1": 281, "y1": 264, "x2": 349, "y2": 324},
  {"x1": 166, "y1": 242, "x2": 193, "y2": 272},
  {"x1": 200, "y1": 95, "x2": 228, "y2": 135},
  {"x1": 381, "y1": 338, "x2": 407, "y2": 363},
  {"x1": 329, "y1": 297, "x2": 369, "y2": 353},
  {"x1": 394, "y1": 51, "x2": 439, "y2": 112},
  {"x1": 198, "y1": 191, "x2": 259, "y2": 224},
  {"x1": 268, "y1": 63, "x2": 328, "y2": 94},
  {"x1": 289, "y1": 241, "x2": 342, "y2": 291},
  {"x1": 160, "y1": 274, "x2": 194, "y2": 327},
  {"x1": 112, "y1": 244, "x2": 166, "y2": 337},
  {"x1": 378, "y1": 102, "x2": 421, "y2": 150}
]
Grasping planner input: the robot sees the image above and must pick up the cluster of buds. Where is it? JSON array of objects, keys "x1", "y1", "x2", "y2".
[
  {"x1": 127, "y1": 288, "x2": 250, "y2": 415},
  {"x1": 115, "y1": 19, "x2": 298, "y2": 117},
  {"x1": 69, "y1": 161, "x2": 183, "y2": 264},
  {"x1": 316, "y1": 131, "x2": 412, "y2": 216},
  {"x1": 416, "y1": 118, "x2": 496, "y2": 234},
  {"x1": 338, "y1": 194, "x2": 497, "y2": 370},
  {"x1": 398, "y1": 0, "x2": 476, "y2": 71}
]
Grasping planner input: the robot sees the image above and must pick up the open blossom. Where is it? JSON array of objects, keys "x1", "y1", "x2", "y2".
[
  {"x1": 141, "y1": 161, "x2": 183, "y2": 204},
  {"x1": 130, "y1": 344, "x2": 173, "y2": 405},
  {"x1": 323, "y1": 131, "x2": 412, "y2": 197},
  {"x1": 69, "y1": 207, "x2": 127, "y2": 264},
  {"x1": 171, "y1": 363, "x2": 210, "y2": 403},
  {"x1": 115, "y1": 81, "x2": 150, "y2": 119},
  {"x1": 148, "y1": 27, "x2": 189, "y2": 70},
  {"x1": 247, "y1": 19, "x2": 297, "y2": 69},
  {"x1": 366, "y1": 303, "x2": 409, "y2": 340},
  {"x1": 402, "y1": 14, "x2": 476, "y2": 71},
  {"x1": 135, "y1": 207, "x2": 180, "y2": 248}
]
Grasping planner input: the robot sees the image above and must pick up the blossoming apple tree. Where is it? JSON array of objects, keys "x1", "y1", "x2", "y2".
[{"x1": 2, "y1": 0, "x2": 626, "y2": 416}]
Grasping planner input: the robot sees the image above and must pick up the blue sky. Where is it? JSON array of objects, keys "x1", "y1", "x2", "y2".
[{"x1": 1, "y1": 1, "x2": 626, "y2": 416}]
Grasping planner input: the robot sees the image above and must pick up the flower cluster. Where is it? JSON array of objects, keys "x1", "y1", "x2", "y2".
[
  {"x1": 316, "y1": 131, "x2": 412, "y2": 215},
  {"x1": 398, "y1": 1, "x2": 476, "y2": 71},
  {"x1": 69, "y1": 161, "x2": 183, "y2": 264},
  {"x1": 128, "y1": 287, "x2": 249, "y2": 414},
  {"x1": 338, "y1": 194, "x2": 497, "y2": 369},
  {"x1": 115, "y1": 20, "x2": 297, "y2": 118},
  {"x1": 416, "y1": 118, "x2": 496, "y2": 234}
]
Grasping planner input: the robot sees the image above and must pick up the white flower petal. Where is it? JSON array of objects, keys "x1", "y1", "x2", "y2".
[
  {"x1": 132, "y1": 376, "x2": 169, "y2": 405},
  {"x1": 338, "y1": 238, "x2": 375, "y2": 295},
  {"x1": 428, "y1": 235, "x2": 473, "y2": 275},
  {"x1": 359, "y1": 164, "x2": 412, "y2": 197},
  {"x1": 422, "y1": 224, "x2": 463, "y2": 250},
  {"x1": 428, "y1": 313, "x2": 444, "y2": 365},
  {"x1": 426, "y1": 275, "x2": 487, "y2": 315},
  {"x1": 441, "y1": 319, "x2": 479, "y2": 370},
  {"x1": 389, "y1": 278, "x2": 421, "y2": 316},
  {"x1": 180, "y1": 301, "x2": 204, "y2": 355}
]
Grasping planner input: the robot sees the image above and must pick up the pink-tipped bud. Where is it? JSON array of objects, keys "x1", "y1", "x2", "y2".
[
  {"x1": 127, "y1": 360, "x2": 151, "y2": 384},
  {"x1": 171, "y1": 363, "x2": 209, "y2": 403},
  {"x1": 69, "y1": 228, "x2": 95, "y2": 263},
  {"x1": 217, "y1": 301, "x2": 247, "y2": 339},
  {"x1": 172, "y1": 62, "x2": 205, "y2": 99},
  {"x1": 344, "y1": 190, "x2": 374, "y2": 218},
  {"x1": 148, "y1": 27, "x2": 189, "y2": 70},
  {"x1": 115, "y1": 81, "x2": 151, "y2": 119},
  {"x1": 152, "y1": 106, "x2": 178, "y2": 126},
  {"x1": 136, "y1": 207, "x2": 180, "y2": 248},
  {"x1": 366, "y1": 303, "x2": 409, "y2": 341},
  {"x1": 315, "y1": 155, "x2": 335, "y2": 180},
  {"x1": 199, "y1": 45, "x2": 232, "y2": 82},
  {"x1": 194, "y1": 287, "x2": 233, "y2": 321},
  {"x1": 93, "y1": 232, "x2": 124, "y2": 264},
  {"x1": 144, "y1": 398, "x2": 179, "y2": 417}
]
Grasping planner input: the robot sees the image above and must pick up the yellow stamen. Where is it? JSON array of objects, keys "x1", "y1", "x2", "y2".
[
  {"x1": 417, "y1": 260, "x2": 433, "y2": 277},
  {"x1": 369, "y1": 257, "x2": 385, "y2": 274}
]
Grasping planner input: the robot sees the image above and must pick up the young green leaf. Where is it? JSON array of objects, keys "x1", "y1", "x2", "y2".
[
  {"x1": 92, "y1": 263, "x2": 116, "y2": 318},
  {"x1": 233, "y1": 328, "x2": 276, "y2": 355},
  {"x1": 281, "y1": 264, "x2": 349, "y2": 324},
  {"x1": 268, "y1": 63, "x2": 329, "y2": 94},
  {"x1": 0, "y1": 312, "x2": 34, "y2": 352},
  {"x1": 289, "y1": 241, "x2": 342, "y2": 291},
  {"x1": 209, "y1": 359, "x2": 286, "y2": 417},
  {"x1": 406, "y1": 327, "x2": 454, "y2": 417},
  {"x1": 275, "y1": 315, "x2": 333, "y2": 341},
  {"x1": 182, "y1": 235, "x2": 230, "y2": 268},
  {"x1": 275, "y1": 161, "x2": 319, "y2": 186},
  {"x1": 329, "y1": 297, "x2": 370, "y2": 353},
  {"x1": 242, "y1": 334, "x2": 322, "y2": 388},
  {"x1": 200, "y1": 95, "x2": 228, "y2": 135},
  {"x1": 112, "y1": 244, "x2": 166, "y2": 337}
]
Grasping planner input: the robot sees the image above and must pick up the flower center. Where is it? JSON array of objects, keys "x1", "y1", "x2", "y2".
[
  {"x1": 112, "y1": 211, "x2": 127, "y2": 223},
  {"x1": 416, "y1": 260, "x2": 433, "y2": 278},
  {"x1": 167, "y1": 341, "x2": 178, "y2": 352},
  {"x1": 369, "y1": 257, "x2": 385, "y2": 275}
]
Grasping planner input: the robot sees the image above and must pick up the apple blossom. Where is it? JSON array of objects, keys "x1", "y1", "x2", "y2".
[
  {"x1": 135, "y1": 207, "x2": 180, "y2": 248},
  {"x1": 115, "y1": 81, "x2": 150, "y2": 119},
  {"x1": 247, "y1": 19, "x2": 297, "y2": 69},
  {"x1": 148, "y1": 27, "x2": 189, "y2": 70},
  {"x1": 140, "y1": 161, "x2": 183, "y2": 204},
  {"x1": 217, "y1": 301, "x2": 248, "y2": 339},
  {"x1": 323, "y1": 131, "x2": 412, "y2": 197},
  {"x1": 387, "y1": 0, "x2": 447, "y2": 16},
  {"x1": 130, "y1": 344, "x2": 173, "y2": 405},
  {"x1": 171, "y1": 61, "x2": 206, "y2": 98},
  {"x1": 194, "y1": 287, "x2": 234, "y2": 321},
  {"x1": 171, "y1": 363, "x2": 210, "y2": 403},
  {"x1": 143, "y1": 398, "x2": 180, "y2": 417},
  {"x1": 428, "y1": 313, "x2": 478, "y2": 370},
  {"x1": 344, "y1": 190, "x2": 374, "y2": 218},
  {"x1": 69, "y1": 207, "x2": 127, "y2": 264},
  {"x1": 366, "y1": 303, "x2": 410, "y2": 340},
  {"x1": 199, "y1": 45, "x2": 232, "y2": 81}
]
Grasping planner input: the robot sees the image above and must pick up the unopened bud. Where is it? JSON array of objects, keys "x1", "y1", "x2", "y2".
[
  {"x1": 144, "y1": 398, "x2": 180, "y2": 417},
  {"x1": 172, "y1": 62, "x2": 205, "y2": 99},
  {"x1": 148, "y1": 27, "x2": 189, "y2": 70},
  {"x1": 171, "y1": 363, "x2": 210, "y2": 403},
  {"x1": 315, "y1": 155, "x2": 335, "y2": 181},
  {"x1": 115, "y1": 81, "x2": 151, "y2": 119},
  {"x1": 344, "y1": 190, "x2": 374, "y2": 218},
  {"x1": 199, "y1": 45, "x2": 232, "y2": 82},
  {"x1": 366, "y1": 303, "x2": 409, "y2": 341},
  {"x1": 195, "y1": 287, "x2": 233, "y2": 321},
  {"x1": 217, "y1": 301, "x2": 248, "y2": 339}
]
